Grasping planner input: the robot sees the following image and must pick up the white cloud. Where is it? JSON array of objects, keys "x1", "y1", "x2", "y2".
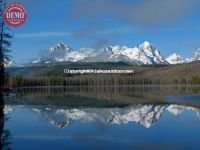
[{"x1": 16, "y1": 32, "x2": 70, "y2": 38}]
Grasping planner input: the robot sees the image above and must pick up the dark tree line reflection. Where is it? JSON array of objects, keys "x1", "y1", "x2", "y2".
[{"x1": 0, "y1": 93, "x2": 11, "y2": 150}]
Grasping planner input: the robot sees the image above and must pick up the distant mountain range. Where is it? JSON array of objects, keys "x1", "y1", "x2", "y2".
[
  {"x1": 6, "y1": 41, "x2": 200, "y2": 67},
  {"x1": 165, "y1": 51, "x2": 200, "y2": 64},
  {"x1": 166, "y1": 53, "x2": 188, "y2": 64},
  {"x1": 32, "y1": 41, "x2": 168, "y2": 65},
  {"x1": 5, "y1": 104, "x2": 200, "y2": 128}
]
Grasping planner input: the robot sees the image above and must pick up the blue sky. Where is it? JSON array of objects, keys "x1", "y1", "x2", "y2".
[{"x1": 6, "y1": 0, "x2": 200, "y2": 63}]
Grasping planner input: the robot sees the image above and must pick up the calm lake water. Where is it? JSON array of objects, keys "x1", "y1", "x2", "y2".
[{"x1": 1, "y1": 86, "x2": 200, "y2": 150}]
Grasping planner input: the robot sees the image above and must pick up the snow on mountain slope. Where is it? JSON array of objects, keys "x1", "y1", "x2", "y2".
[
  {"x1": 32, "y1": 43, "x2": 85, "y2": 63},
  {"x1": 32, "y1": 41, "x2": 169, "y2": 65},
  {"x1": 32, "y1": 43, "x2": 70, "y2": 63},
  {"x1": 82, "y1": 41, "x2": 168, "y2": 65},
  {"x1": 191, "y1": 48, "x2": 200, "y2": 61},
  {"x1": 166, "y1": 53, "x2": 187, "y2": 64},
  {"x1": 131, "y1": 41, "x2": 168, "y2": 64},
  {"x1": 80, "y1": 46, "x2": 131, "y2": 63},
  {"x1": 32, "y1": 43, "x2": 101, "y2": 64},
  {"x1": 166, "y1": 49, "x2": 200, "y2": 64}
]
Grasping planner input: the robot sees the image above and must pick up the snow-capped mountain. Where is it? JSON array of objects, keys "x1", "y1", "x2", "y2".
[
  {"x1": 191, "y1": 48, "x2": 200, "y2": 61},
  {"x1": 32, "y1": 41, "x2": 168, "y2": 65},
  {"x1": 31, "y1": 41, "x2": 200, "y2": 65},
  {"x1": 134, "y1": 41, "x2": 168, "y2": 64},
  {"x1": 166, "y1": 53, "x2": 187, "y2": 64},
  {"x1": 32, "y1": 43, "x2": 75, "y2": 63},
  {"x1": 166, "y1": 49, "x2": 200, "y2": 64},
  {"x1": 31, "y1": 43, "x2": 105, "y2": 64},
  {"x1": 82, "y1": 41, "x2": 168, "y2": 65}
]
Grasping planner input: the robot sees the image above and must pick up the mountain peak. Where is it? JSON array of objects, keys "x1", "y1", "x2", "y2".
[
  {"x1": 168, "y1": 53, "x2": 181, "y2": 58},
  {"x1": 192, "y1": 48, "x2": 200, "y2": 61},
  {"x1": 49, "y1": 43, "x2": 72, "y2": 53},
  {"x1": 139, "y1": 41, "x2": 153, "y2": 48},
  {"x1": 143, "y1": 40, "x2": 152, "y2": 46},
  {"x1": 137, "y1": 41, "x2": 155, "y2": 53},
  {"x1": 166, "y1": 53, "x2": 186, "y2": 64},
  {"x1": 32, "y1": 43, "x2": 75, "y2": 63}
]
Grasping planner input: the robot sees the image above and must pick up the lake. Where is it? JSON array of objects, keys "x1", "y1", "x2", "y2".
[{"x1": 1, "y1": 86, "x2": 200, "y2": 150}]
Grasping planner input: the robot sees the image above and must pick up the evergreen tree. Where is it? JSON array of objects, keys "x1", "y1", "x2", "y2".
[{"x1": 0, "y1": 0, "x2": 12, "y2": 87}]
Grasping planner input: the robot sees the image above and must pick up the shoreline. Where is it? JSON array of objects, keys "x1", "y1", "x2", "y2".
[{"x1": 1, "y1": 84, "x2": 200, "y2": 90}]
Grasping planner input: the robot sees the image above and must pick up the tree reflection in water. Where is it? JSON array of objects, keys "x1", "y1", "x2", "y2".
[{"x1": 0, "y1": 93, "x2": 11, "y2": 150}]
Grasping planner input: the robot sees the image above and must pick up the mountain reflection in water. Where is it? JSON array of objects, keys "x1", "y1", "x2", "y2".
[{"x1": 4, "y1": 104, "x2": 200, "y2": 129}]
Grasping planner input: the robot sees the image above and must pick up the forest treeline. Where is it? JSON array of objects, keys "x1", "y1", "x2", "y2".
[{"x1": 3, "y1": 74, "x2": 200, "y2": 88}]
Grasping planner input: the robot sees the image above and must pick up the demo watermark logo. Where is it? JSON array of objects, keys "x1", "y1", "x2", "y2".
[{"x1": 3, "y1": 2, "x2": 27, "y2": 28}]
